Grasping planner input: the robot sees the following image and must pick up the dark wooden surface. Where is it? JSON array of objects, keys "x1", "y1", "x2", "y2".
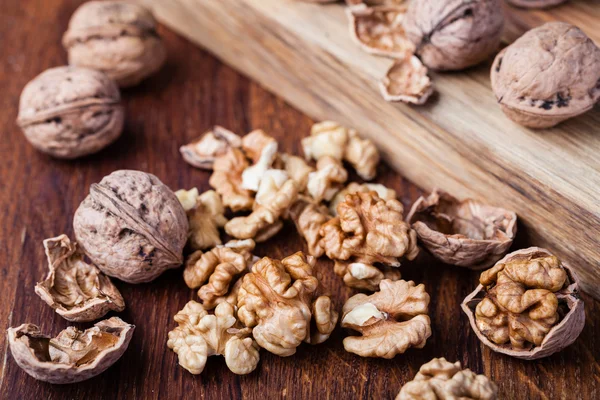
[{"x1": 0, "y1": 1, "x2": 598, "y2": 399}]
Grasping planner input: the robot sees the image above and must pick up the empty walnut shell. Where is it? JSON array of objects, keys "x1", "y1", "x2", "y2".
[
  {"x1": 7, "y1": 317, "x2": 134, "y2": 384},
  {"x1": 403, "y1": 0, "x2": 504, "y2": 71},
  {"x1": 462, "y1": 247, "x2": 585, "y2": 359},
  {"x1": 73, "y1": 170, "x2": 188, "y2": 283},
  {"x1": 16, "y1": 66, "x2": 124, "y2": 159},
  {"x1": 62, "y1": 1, "x2": 166, "y2": 87},
  {"x1": 505, "y1": 0, "x2": 567, "y2": 9},
  {"x1": 406, "y1": 189, "x2": 517, "y2": 270},
  {"x1": 491, "y1": 22, "x2": 600, "y2": 129}
]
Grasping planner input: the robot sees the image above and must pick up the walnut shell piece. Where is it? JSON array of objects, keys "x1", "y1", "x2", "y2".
[
  {"x1": 491, "y1": 22, "x2": 600, "y2": 129},
  {"x1": 167, "y1": 301, "x2": 260, "y2": 375},
  {"x1": 34, "y1": 234, "x2": 125, "y2": 322},
  {"x1": 341, "y1": 279, "x2": 431, "y2": 358},
  {"x1": 73, "y1": 170, "x2": 188, "y2": 284},
  {"x1": 179, "y1": 126, "x2": 242, "y2": 170},
  {"x1": 62, "y1": 1, "x2": 166, "y2": 87},
  {"x1": 403, "y1": 0, "x2": 504, "y2": 71},
  {"x1": 396, "y1": 357, "x2": 498, "y2": 400},
  {"x1": 462, "y1": 247, "x2": 585, "y2": 359},
  {"x1": 380, "y1": 56, "x2": 434, "y2": 105},
  {"x1": 16, "y1": 66, "x2": 124, "y2": 159},
  {"x1": 7, "y1": 317, "x2": 134, "y2": 384},
  {"x1": 406, "y1": 189, "x2": 517, "y2": 270}
]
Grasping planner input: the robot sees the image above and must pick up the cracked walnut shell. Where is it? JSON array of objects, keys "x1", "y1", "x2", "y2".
[
  {"x1": 380, "y1": 56, "x2": 434, "y2": 105},
  {"x1": 462, "y1": 247, "x2": 585, "y2": 359},
  {"x1": 237, "y1": 252, "x2": 338, "y2": 356},
  {"x1": 17, "y1": 66, "x2": 124, "y2": 159},
  {"x1": 73, "y1": 170, "x2": 188, "y2": 283},
  {"x1": 396, "y1": 357, "x2": 498, "y2": 400},
  {"x1": 7, "y1": 317, "x2": 134, "y2": 384},
  {"x1": 180, "y1": 126, "x2": 242, "y2": 170},
  {"x1": 63, "y1": 1, "x2": 166, "y2": 87},
  {"x1": 34, "y1": 234, "x2": 125, "y2": 322},
  {"x1": 491, "y1": 22, "x2": 600, "y2": 128},
  {"x1": 167, "y1": 301, "x2": 259, "y2": 375},
  {"x1": 403, "y1": 0, "x2": 504, "y2": 71},
  {"x1": 406, "y1": 189, "x2": 517, "y2": 270},
  {"x1": 176, "y1": 188, "x2": 228, "y2": 250},
  {"x1": 341, "y1": 279, "x2": 431, "y2": 358}
]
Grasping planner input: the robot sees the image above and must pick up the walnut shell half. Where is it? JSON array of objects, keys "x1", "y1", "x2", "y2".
[
  {"x1": 462, "y1": 247, "x2": 585, "y2": 359},
  {"x1": 73, "y1": 170, "x2": 188, "y2": 283},
  {"x1": 491, "y1": 22, "x2": 600, "y2": 129},
  {"x1": 16, "y1": 66, "x2": 124, "y2": 159},
  {"x1": 406, "y1": 189, "x2": 517, "y2": 270},
  {"x1": 7, "y1": 317, "x2": 134, "y2": 384}
]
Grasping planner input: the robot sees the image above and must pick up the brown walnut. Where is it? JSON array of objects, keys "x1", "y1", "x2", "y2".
[
  {"x1": 403, "y1": 0, "x2": 504, "y2": 71},
  {"x1": 406, "y1": 189, "x2": 517, "y2": 270},
  {"x1": 16, "y1": 66, "x2": 123, "y2": 159},
  {"x1": 380, "y1": 56, "x2": 434, "y2": 105},
  {"x1": 462, "y1": 247, "x2": 585, "y2": 359},
  {"x1": 7, "y1": 317, "x2": 134, "y2": 384},
  {"x1": 63, "y1": 1, "x2": 166, "y2": 87},
  {"x1": 73, "y1": 170, "x2": 188, "y2": 283},
  {"x1": 491, "y1": 22, "x2": 600, "y2": 129}
]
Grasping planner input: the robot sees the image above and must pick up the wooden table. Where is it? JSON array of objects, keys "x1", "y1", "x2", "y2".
[{"x1": 0, "y1": 1, "x2": 598, "y2": 399}]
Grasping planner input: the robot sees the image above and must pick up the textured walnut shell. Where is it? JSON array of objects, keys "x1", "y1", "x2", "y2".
[
  {"x1": 462, "y1": 247, "x2": 585, "y2": 359},
  {"x1": 16, "y1": 66, "x2": 123, "y2": 159},
  {"x1": 73, "y1": 170, "x2": 188, "y2": 283},
  {"x1": 491, "y1": 22, "x2": 600, "y2": 129},
  {"x1": 63, "y1": 1, "x2": 166, "y2": 87},
  {"x1": 505, "y1": 0, "x2": 567, "y2": 9},
  {"x1": 380, "y1": 56, "x2": 434, "y2": 105},
  {"x1": 406, "y1": 189, "x2": 516, "y2": 270},
  {"x1": 403, "y1": 0, "x2": 504, "y2": 71},
  {"x1": 7, "y1": 317, "x2": 134, "y2": 384}
]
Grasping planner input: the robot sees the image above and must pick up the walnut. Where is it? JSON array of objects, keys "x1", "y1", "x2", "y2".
[
  {"x1": 62, "y1": 1, "x2": 166, "y2": 87},
  {"x1": 345, "y1": 129, "x2": 380, "y2": 180},
  {"x1": 175, "y1": 188, "x2": 228, "y2": 250},
  {"x1": 73, "y1": 170, "x2": 188, "y2": 283},
  {"x1": 16, "y1": 66, "x2": 123, "y2": 159},
  {"x1": 307, "y1": 156, "x2": 348, "y2": 202},
  {"x1": 341, "y1": 279, "x2": 431, "y2": 358},
  {"x1": 505, "y1": 0, "x2": 567, "y2": 8},
  {"x1": 403, "y1": 0, "x2": 504, "y2": 71},
  {"x1": 462, "y1": 247, "x2": 585, "y2": 359},
  {"x1": 290, "y1": 196, "x2": 331, "y2": 257},
  {"x1": 406, "y1": 189, "x2": 517, "y2": 270},
  {"x1": 241, "y1": 130, "x2": 279, "y2": 191},
  {"x1": 180, "y1": 126, "x2": 242, "y2": 170},
  {"x1": 348, "y1": 5, "x2": 414, "y2": 59},
  {"x1": 237, "y1": 252, "x2": 338, "y2": 356},
  {"x1": 167, "y1": 301, "x2": 259, "y2": 375},
  {"x1": 209, "y1": 147, "x2": 254, "y2": 212},
  {"x1": 380, "y1": 56, "x2": 434, "y2": 105},
  {"x1": 34, "y1": 234, "x2": 125, "y2": 322},
  {"x1": 7, "y1": 317, "x2": 134, "y2": 384},
  {"x1": 329, "y1": 182, "x2": 397, "y2": 215},
  {"x1": 184, "y1": 239, "x2": 256, "y2": 309},
  {"x1": 335, "y1": 260, "x2": 402, "y2": 291},
  {"x1": 346, "y1": 0, "x2": 407, "y2": 8},
  {"x1": 491, "y1": 22, "x2": 600, "y2": 128},
  {"x1": 225, "y1": 175, "x2": 298, "y2": 242},
  {"x1": 281, "y1": 153, "x2": 314, "y2": 192},
  {"x1": 396, "y1": 357, "x2": 498, "y2": 400}
]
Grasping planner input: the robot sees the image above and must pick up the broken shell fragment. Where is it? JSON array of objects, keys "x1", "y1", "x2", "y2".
[{"x1": 380, "y1": 56, "x2": 434, "y2": 105}]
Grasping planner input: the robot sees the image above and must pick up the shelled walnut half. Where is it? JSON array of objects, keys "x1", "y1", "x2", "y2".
[
  {"x1": 237, "y1": 252, "x2": 338, "y2": 356},
  {"x1": 167, "y1": 301, "x2": 259, "y2": 375},
  {"x1": 406, "y1": 189, "x2": 517, "y2": 270},
  {"x1": 7, "y1": 317, "x2": 134, "y2": 384},
  {"x1": 329, "y1": 182, "x2": 397, "y2": 215},
  {"x1": 341, "y1": 279, "x2": 431, "y2": 358},
  {"x1": 290, "y1": 196, "x2": 332, "y2": 257},
  {"x1": 396, "y1": 357, "x2": 498, "y2": 400},
  {"x1": 306, "y1": 157, "x2": 348, "y2": 202},
  {"x1": 34, "y1": 234, "x2": 124, "y2": 322},
  {"x1": 462, "y1": 247, "x2": 585, "y2": 359},
  {"x1": 210, "y1": 147, "x2": 254, "y2": 212},
  {"x1": 180, "y1": 126, "x2": 242, "y2": 170},
  {"x1": 175, "y1": 188, "x2": 228, "y2": 250}
]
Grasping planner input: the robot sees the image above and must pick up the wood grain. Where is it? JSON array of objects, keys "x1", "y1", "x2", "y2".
[
  {"x1": 137, "y1": 0, "x2": 600, "y2": 300},
  {"x1": 0, "y1": 1, "x2": 599, "y2": 399}
]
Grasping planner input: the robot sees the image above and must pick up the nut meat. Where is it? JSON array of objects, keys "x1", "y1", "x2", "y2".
[
  {"x1": 73, "y1": 170, "x2": 188, "y2": 283},
  {"x1": 329, "y1": 182, "x2": 397, "y2": 216},
  {"x1": 290, "y1": 196, "x2": 331, "y2": 257},
  {"x1": 209, "y1": 147, "x2": 254, "y2": 212},
  {"x1": 180, "y1": 126, "x2": 242, "y2": 170},
  {"x1": 380, "y1": 56, "x2": 434, "y2": 105},
  {"x1": 35, "y1": 234, "x2": 125, "y2": 322},
  {"x1": 176, "y1": 189, "x2": 228, "y2": 250},
  {"x1": 307, "y1": 157, "x2": 348, "y2": 202}
]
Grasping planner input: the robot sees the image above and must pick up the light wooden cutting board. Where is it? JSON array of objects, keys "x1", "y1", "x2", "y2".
[{"x1": 135, "y1": 0, "x2": 600, "y2": 299}]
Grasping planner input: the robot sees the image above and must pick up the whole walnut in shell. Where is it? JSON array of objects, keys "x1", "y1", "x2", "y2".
[
  {"x1": 491, "y1": 22, "x2": 600, "y2": 128},
  {"x1": 63, "y1": 1, "x2": 166, "y2": 87},
  {"x1": 403, "y1": 0, "x2": 504, "y2": 71},
  {"x1": 406, "y1": 189, "x2": 517, "y2": 270},
  {"x1": 7, "y1": 317, "x2": 134, "y2": 384},
  {"x1": 16, "y1": 66, "x2": 123, "y2": 159},
  {"x1": 73, "y1": 170, "x2": 188, "y2": 283},
  {"x1": 462, "y1": 247, "x2": 585, "y2": 359}
]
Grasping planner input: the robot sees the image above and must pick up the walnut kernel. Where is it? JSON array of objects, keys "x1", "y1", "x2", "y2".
[
  {"x1": 329, "y1": 182, "x2": 397, "y2": 215},
  {"x1": 180, "y1": 126, "x2": 242, "y2": 170},
  {"x1": 307, "y1": 156, "x2": 348, "y2": 202},
  {"x1": 209, "y1": 147, "x2": 254, "y2": 212},
  {"x1": 176, "y1": 188, "x2": 228, "y2": 250}
]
